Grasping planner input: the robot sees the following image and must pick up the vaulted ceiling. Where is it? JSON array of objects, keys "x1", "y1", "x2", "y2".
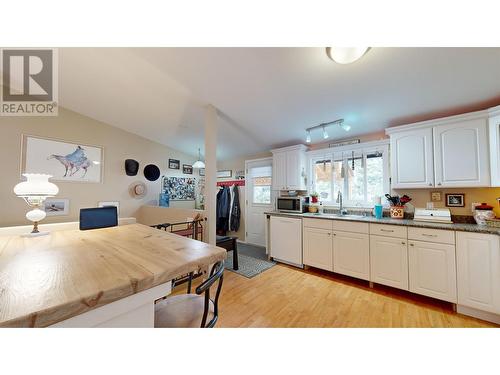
[{"x1": 59, "y1": 47, "x2": 500, "y2": 160}]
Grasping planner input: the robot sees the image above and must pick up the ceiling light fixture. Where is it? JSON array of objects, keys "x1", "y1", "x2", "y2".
[
  {"x1": 326, "y1": 47, "x2": 370, "y2": 64},
  {"x1": 305, "y1": 119, "x2": 350, "y2": 143},
  {"x1": 192, "y1": 148, "x2": 205, "y2": 169}
]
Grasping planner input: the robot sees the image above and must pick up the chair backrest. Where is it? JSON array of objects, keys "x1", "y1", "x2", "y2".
[{"x1": 196, "y1": 261, "x2": 224, "y2": 328}]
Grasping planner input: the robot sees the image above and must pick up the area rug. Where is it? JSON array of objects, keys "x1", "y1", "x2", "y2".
[{"x1": 225, "y1": 252, "x2": 276, "y2": 278}]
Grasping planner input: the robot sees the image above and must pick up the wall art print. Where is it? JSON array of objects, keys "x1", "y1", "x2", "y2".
[
  {"x1": 163, "y1": 177, "x2": 196, "y2": 201},
  {"x1": 21, "y1": 135, "x2": 103, "y2": 183}
]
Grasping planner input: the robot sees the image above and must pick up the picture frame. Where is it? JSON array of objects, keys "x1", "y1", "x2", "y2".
[
  {"x1": 217, "y1": 169, "x2": 232, "y2": 178},
  {"x1": 21, "y1": 134, "x2": 103, "y2": 183},
  {"x1": 168, "y1": 158, "x2": 180, "y2": 169},
  {"x1": 183, "y1": 164, "x2": 193, "y2": 174},
  {"x1": 199, "y1": 168, "x2": 205, "y2": 177},
  {"x1": 446, "y1": 193, "x2": 465, "y2": 207},
  {"x1": 43, "y1": 198, "x2": 69, "y2": 216},
  {"x1": 98, "y1": 201, "x2": 120, "y2": 217}
]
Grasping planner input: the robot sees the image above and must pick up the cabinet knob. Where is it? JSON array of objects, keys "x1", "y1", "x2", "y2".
[
  {"x1": 409, "y1": 243, "x2": 414, "y2": 246},
  {"x1": 401, "y1": 241, "x2": 406, "y2": 245},
  {"x1": 437, "y1": 182, "x2": 442, "y2": 186},
  {"x1": 428, "y1": 183, "x2": 432, "y2": 186},
  {"x1": 327, "y1": 232, "x2": 331, "y2": 236}
]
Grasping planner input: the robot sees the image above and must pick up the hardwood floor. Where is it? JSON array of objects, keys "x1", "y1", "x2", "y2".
[{"x1": 174, "y1": 264, "x2": 498, "y2": 328}]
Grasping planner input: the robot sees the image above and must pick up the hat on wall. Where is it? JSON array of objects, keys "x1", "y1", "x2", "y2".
[
  {"x1": 125, "y1": 159, "x2": 139, "y2": 176},
  {"x1": 144, "y1": 164, "x2": 161, "y2": 181},
  {"x1": 129, "y1": 181, "x2": 147, "y2": 199}
]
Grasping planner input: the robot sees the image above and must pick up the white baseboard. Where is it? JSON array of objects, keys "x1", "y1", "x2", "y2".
[{"x1": 457, "y1": 305, "x2": 500, "y2": 325}]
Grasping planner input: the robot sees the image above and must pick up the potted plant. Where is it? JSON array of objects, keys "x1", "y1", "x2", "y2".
[
  {"x1": 310, "y1": 192, "x2": 319, "y2": 204},
  {"x1": 385, "y1": 194, "x2": 412, "y2": 219}
]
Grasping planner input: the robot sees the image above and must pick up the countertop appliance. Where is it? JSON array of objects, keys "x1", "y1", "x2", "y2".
[
  {"x1": 413, "y1": 208, "x2": 452, "y2": 224},
  {"x1": 276, "y1": 196, "x2": 308, "y2": 213}
]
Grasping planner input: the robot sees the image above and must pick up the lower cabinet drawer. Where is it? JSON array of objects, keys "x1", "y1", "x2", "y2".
[
  {"x1": 303, "y1": 218, "x2": 332, "y2": 230},
  {"x1": 370, "y1": 223, "x2": 407, "y2": 239},
  {"x1": 408, "y1": 227, "x2": 455, "y2": 245},
  {"x1": 332, "y1": 220, "x2": 369, "y2": 234}
]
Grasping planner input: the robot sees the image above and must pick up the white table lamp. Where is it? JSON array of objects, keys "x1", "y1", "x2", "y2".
[{"x1": 14, "y1": 173, "x2": 59, "y2": 236}]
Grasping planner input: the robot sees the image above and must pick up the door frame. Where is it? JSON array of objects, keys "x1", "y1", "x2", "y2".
[{"x1": 244, "y1": 157, "x2": 273, "y2": 245}]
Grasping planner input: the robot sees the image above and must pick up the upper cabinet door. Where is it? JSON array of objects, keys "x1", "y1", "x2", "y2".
[
  {"x1": 489, "y1": 114, "x2": 500, "y2": 187},
  {"x1": 390, "y1": 128, "x2": 434, "y2": 188},
  {"x1": 272, "y1": 152, "x2": 287, "y2": 190},
  {"x1": 286, "y1": 150, "x2": 305, "y2": 190},
  {"x1": 433, "y1": 119, "x2": 490, "y2": 187}
]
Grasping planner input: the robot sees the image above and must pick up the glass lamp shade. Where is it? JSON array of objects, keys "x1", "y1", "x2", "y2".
[
  {"x1": 14, "y1": 173, "x2": 59, "y2": 198},
  {"x1": 192, "y1": 160, "x2": 205, "y2": 169},
  {"x1": 326, "y1": 47, "x2": 369, "y2": 64}
]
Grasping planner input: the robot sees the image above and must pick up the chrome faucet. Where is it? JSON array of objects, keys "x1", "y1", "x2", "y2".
[{"x1": 336, "y1": 191, "x2": 348, "y2": 215}]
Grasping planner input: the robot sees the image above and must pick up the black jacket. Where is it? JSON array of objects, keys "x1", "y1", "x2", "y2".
[
  {"x1": 230, "y1": 186, "x2": 240, "y2": 232},
  {"x1": 216, "y1": 187, "x2": 231, "y2": 231}
]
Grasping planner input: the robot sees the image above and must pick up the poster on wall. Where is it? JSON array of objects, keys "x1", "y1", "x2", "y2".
[
  {"x1": 163, "y1": 177, "x2": 196, "y2": 201},
  {"x1": 21, "y1": 135, "x2": 103, "y2": 183},
  {"x1": 43, "y1": 198, "x2": 70, "y2": 216}
]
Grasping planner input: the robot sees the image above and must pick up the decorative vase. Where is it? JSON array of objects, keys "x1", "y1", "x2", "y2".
[
  {"x1": 389, "y1": 206, "x2": 404, "y2": 219},
  {"x1": 473, "y1": 203, "x2": 495, "y2": 225}
]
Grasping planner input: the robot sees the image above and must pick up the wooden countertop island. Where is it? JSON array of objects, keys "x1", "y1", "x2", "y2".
[{"x1": 0, "y1": 223, "x2": 226, "y2": 328}]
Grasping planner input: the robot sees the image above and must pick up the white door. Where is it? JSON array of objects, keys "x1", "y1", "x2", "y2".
[
  {"x1": 456, "y1": 232, "x2": 500, "y2": 314},
  {"x1": 489, "y1": 112, "x2": 500, "y2": 186},
  {"x1": 245, "y1": 159, "x2": 273, "y2": 247},
  {"x1": 333, "y1": 231, "x2": 370, "y2": 281},
  {"x1": 272, "y1": 152, "x2": 287, "y2": 190},
  {"x1": 433, "y1": 119, "x2": 490, "y2": 187},
  {"x1": 270, "y1": 216, "x2": 302, "y2": 266},
  {"x1": 303, "y1": 227, "x2": 333, "y2": 271},
  {"x1": 390, "y1": 128, "x2": 434, "y2": 188},
  {"x1": 408, "y1": 240, "x2": 457, "y2": 303},
  {"x1": 370, "y1": 235, "x2": 409, "y2": 290}
]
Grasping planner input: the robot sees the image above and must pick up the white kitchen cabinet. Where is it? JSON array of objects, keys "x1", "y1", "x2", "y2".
[
  {"x1": 303, "y1": 227, "x2": 333, "y2": 271},
  {"x1": 433, "y1": 118, "x2": 490, "y2": 187},
  {"x1": 271, "y1": 145, "x2": 307, "y2": 190},
  {"x1": 370, "y1": 235, "x2": 409, "y2": 290},
  {"x1": 408, "y1": 240, "x2": 457, "y2": 303},
  {"x1": 272, "y1": 151, "x2": 287, "y2": 190},
  {"x1": 456, "y1": 232, "x2": 500, "y2": 314},
  {"x1": 488, "y1": 106, "x2": 500, "y2": 186},
  {"x1": 389, "y1": 128, "x2": 434, "y2": 188},
  {"x1": 270, "y1": 216, "x2": 302, "y2": 266},
  {"x1": 333, "y1": 230, "x2": 370, "y2": 281}
]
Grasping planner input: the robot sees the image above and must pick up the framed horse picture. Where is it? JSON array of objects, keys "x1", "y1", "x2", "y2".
[{"x1": 21, "y1": 135, "x2": 104, "y2": 183}]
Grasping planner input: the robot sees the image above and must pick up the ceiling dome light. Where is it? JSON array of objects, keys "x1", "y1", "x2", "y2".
[
  {"x1": 326, "y1": 47, "x2": 369, "y2": 64},
  {"x1": 306, "y1": 130, "x2": 311, "y2": 143},
  {"x1": 192, "y1": 148, "x2": 205, "y2": 169}
]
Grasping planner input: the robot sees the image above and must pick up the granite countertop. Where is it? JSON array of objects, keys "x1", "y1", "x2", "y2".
[{"x1": 265, "y1": 211, "x2": 500, "y2": 235}]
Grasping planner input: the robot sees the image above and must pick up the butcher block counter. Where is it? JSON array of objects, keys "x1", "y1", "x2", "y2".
[{"x1": 0, "y1": 223, "x2": 226, "y2": 328}]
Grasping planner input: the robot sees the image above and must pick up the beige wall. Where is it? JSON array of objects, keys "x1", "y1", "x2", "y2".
[
  {"x1": 217, "y1": 151, "x2": 272, "y2": 241},
  {"x1": 393, "y1": 187, "x2": 500, "y2": 217},
  {"x1": 0, "y1": 107, "x2": 201, "y2": 227}
]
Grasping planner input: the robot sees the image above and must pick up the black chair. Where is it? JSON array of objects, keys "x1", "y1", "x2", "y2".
[{"x1": 154, "y1": 261, "x2": 224, "y2": 328}]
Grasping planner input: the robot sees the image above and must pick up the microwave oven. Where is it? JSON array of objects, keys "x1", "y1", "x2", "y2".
[{"x1": 276, "y1": 196, "x2": 308, "y2": 213}]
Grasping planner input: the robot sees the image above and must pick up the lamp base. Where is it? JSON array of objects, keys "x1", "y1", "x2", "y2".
[{"x1": 21, "y1": 231, "x2": 50, "y2": 238}]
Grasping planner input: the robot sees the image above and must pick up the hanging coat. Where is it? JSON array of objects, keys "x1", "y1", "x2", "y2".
[
  {"x1": 230, "y1": 185, "x2": 241, "y2": 232},
  {"x1": 216, "y1": 186, "x2": 231, "y2": 232}
]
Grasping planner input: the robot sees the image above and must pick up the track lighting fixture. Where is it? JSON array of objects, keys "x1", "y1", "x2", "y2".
[{"x1": 304, "y1": 118, "x2": 350, "y2": 143}]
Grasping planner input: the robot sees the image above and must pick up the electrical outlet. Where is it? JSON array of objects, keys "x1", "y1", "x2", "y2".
[{"x1": 471, "y1": 202, "x2": 480, "y2": 212}]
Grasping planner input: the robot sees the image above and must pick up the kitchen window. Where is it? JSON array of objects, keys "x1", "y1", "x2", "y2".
[{"x1": 310, "y1": 144, "x2": 389, "y2": 207}]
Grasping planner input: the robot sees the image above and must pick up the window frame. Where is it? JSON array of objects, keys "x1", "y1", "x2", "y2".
[{"x1": 307, "y1": 140, "x2": 390, "y2": 208}]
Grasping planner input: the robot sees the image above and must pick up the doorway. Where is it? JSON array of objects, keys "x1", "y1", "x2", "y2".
[{"x1": 245, "y1": 158, "x2": 273, "y2": 247}]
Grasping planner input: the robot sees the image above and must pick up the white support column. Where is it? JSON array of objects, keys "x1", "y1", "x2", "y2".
[{"x1": 204, "y1": 104, "x2": 218, "y2": 245}]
